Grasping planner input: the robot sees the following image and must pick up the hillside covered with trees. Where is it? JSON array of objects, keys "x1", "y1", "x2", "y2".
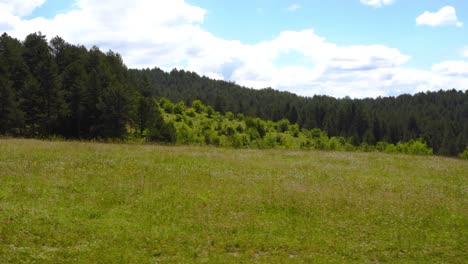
[
  {"x1": 130, "y1": 68, "x2": 468, "y2": 156},
  {"x1": 0, "y1": 32, "x2": 467, "y2": 156}
]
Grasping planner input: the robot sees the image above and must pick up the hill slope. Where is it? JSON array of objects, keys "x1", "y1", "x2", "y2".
[{"x1": 130, "y1": 68, "x2": 468, "y2": 155}]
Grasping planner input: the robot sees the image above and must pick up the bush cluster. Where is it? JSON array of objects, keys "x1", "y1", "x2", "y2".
[{"x1": 129, "y1": 98, "x2": 435, "y2": 156}]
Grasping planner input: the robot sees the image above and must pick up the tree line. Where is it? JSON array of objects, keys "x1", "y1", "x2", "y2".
[
  {"x1": 0, "y1": 32, "x2": 142, "y2": 139},
  {"x1": 0, "y1": 32, "x2": 467, "y2": 156}
]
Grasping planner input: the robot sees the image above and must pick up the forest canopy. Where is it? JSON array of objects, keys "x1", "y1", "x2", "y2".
[{"x1": 0, "y1": 32, "x2": 467, "y2": 156}]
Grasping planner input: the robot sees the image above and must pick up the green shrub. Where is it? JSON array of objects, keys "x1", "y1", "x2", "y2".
[
  {"x1": 246, "y1": 127, "x2": 261, "y2": 140},
  {"x1": 459, "y1": 147, "x2": 468, "y2": 159},
  {"x1": 125, "y1": 129, "x2": 145, "y2": 143},
  {"x1": 278, "y1": 133, "x2": 295, "y2": 149},
  {"x1": 192, "y1": 100, "x2": 206, "y2": 114},
  {"x1": 224, "y1": 126, "x2": 236, "y2": 137},
  {"x1": 395, "y1": 139, "x2": 433, "y2": 155},
  {"x1": 396, "y1": 142, "x2": 408, "y2": 153},
  {"x1": 263, "y1": 132, "x2": 278, "y2": 148},
  {"x1": 384, "y1": 143, "x2": 397, "y2": 153},
  {"x1": 185, "y1": 108, "x2": 196, "y2": 117},
  {"x1": 173, "y1": 101, "x2": 186, "y2": 115},
  {"x1": 176, "y1": 123, "x2": 196, "y2": 144},
  {"x1": 147, "y1": 121, "x2": 176, "y2": 143},
  {"x1": 406, "y1": 139, "x2": 433, "y2": 155},
  {"x1": 206, "y1": 106, "x2": 215, "y2": 117},
  {"x1": 175, "y1": 114, "x2": 185, "y2": 122},
  {"x1": 204, "y1": 130, "x2": 219, "y2": 146},
  {"x1": 328, "y1": 137, "x2": 340, "y2": 151},
  {"x1": 225, "y1": 112, "x2": 234, "y2": 120},
  {"x1": 159, "y1": 97, "x2": 174, "y2": 113},
  {"x1": 232, "y1": 133, "x2": 250, "y2": 148},
  {"x1": 359, "y1": 143, "x2": 375, "y2": 152},
  {"x1": 277, "y1": 119, "x2": 290, "y2": 133},
  {"x1": 376, "y1": 141, "x2": 389, "y2": 152},
  {"x1": 289, "y1": 124, "x2": 300, "y2": 137},
  {"x1": 309, "y1": 128, "x2": 323, "y2": 139}
]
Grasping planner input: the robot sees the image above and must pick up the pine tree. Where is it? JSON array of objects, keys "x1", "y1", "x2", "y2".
[
  {"x1": 22, "y1": 32, "x2": 65, "y2": 136},
  {"x1": 0, "y1": 59, "x2": 16, "y2": 133},
  {"x1": 136, "y1": 96, "x2": 157, "y2": 134},
  {"x1": 0, "y1": 33, "x2": 26, "y2": 134}
]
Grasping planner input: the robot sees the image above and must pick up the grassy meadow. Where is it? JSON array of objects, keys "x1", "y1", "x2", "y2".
[{"x1": 0, "y1": 139, "x2": 467, "y2": 263}]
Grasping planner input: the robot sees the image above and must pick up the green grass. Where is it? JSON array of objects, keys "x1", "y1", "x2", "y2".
[{"x1": 0, "y1": 139, "x2": 467, "y2": 263}]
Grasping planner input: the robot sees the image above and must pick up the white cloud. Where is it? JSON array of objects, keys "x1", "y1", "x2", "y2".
[
  {"x1": 1, "y1": 0, "x2": 207, "y2": 68},
  {"x1": 0, "y1": 0, "x2": 45, "y2": 17},
  {"x1": 416, "y1": 6, "x2": 463, "y2": 28},
  {"x1": 179, "y1": 29, "x2": 415, "y2": 97},
  {"x1": 287, "y1": 4, "x2": 301, "y2": 12},
  {"x1": 360, "y1": 0, "x2": 394, "y2": 8},
  {"x1": 432, "y1": 61, "x2": 468, "y2": 76},
  {"x1": 0, "y1": 0, "x2": 467, "y2": 98}
]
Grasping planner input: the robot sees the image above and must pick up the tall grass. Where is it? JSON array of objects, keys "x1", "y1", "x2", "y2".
[{"x1": 0, "y1": 139, "x2": 466, "y2": 263}]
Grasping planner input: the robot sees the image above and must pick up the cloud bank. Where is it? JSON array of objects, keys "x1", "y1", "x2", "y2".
[{"x1": 0, "y1": 0, "x2": 466, "y2": 98}]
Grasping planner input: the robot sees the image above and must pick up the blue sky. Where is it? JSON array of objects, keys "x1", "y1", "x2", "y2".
[
  {"x1": 27, "y1": 0, "x2": 73, "y2": 18},
  {"x1": 2, "y1": 0, "x2": 468, "y2": 98},
  {"x1": 193, "y1": 0, "x2": 467, "y2": 69}
]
